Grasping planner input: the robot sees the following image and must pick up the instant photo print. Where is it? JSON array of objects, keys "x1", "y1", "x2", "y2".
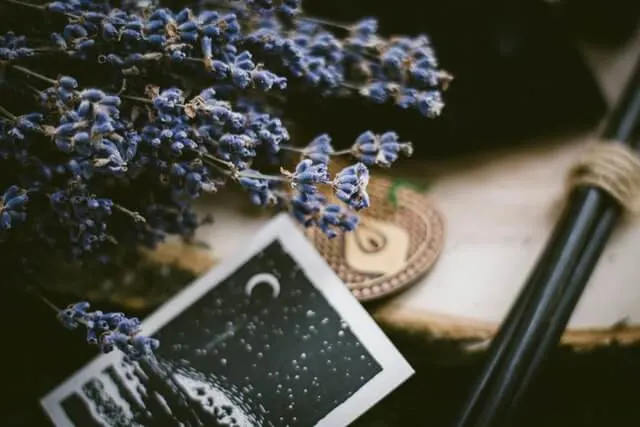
[{"x1": 41, "y1": 213, "x2": 414, "y2": 427}]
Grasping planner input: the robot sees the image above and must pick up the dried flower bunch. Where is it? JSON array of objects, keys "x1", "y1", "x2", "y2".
[{"x1": 0, "y1": 0, "x2": 449, "y2": 358}]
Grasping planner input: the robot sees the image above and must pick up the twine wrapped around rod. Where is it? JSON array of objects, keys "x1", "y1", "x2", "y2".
[{"x1": 568, "y1": 141, "x2": 640, "y2": 213}]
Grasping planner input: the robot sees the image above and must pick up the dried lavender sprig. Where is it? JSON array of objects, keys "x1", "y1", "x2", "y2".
[
  {"x1": 58, "y1": 301, "x2": 159, "y2": 360},
  {"x1": 281, "y1": 131, "x2": 413, "y2": 167},
  {"x1": 33, "y1": 289, "x2": 158, "y2": 359}
]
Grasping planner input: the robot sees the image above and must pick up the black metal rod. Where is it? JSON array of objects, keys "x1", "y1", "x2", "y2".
[
  {"x1": 453, "y1": 187, "x2": 606, "y2": 427},
  {"x1": 504, "y1": 201, "x2": 621, "y2": 426},
  {"x1": 451, "y1": 190, "x2": 592, "y2": 426},
  {"x1": 452, "y1": 54, "x2": 640, "y2": 427}
]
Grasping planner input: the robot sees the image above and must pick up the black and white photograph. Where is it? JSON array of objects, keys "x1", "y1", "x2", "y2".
[{"x1": 40, "y1": 214, "x2": 414, "y2": 427}]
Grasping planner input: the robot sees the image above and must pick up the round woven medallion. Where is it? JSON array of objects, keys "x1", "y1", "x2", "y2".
[{"x1": 305, "y1": 176, "x2": 445, "y2": 302}]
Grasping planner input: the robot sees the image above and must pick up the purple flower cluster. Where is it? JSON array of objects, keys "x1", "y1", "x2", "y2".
[
  {"x1": 1, "y1": 185, "x2": 28, "y2": 229},
  {"x1": 242, "y1": 14, "x2": 451, "y2": 115},
  {"x1": 4, "y1": 0, "x2": 449, "y2": 114},
  {"x1": 0, "y1": 0, "x2": 447, "y2": 355},
  {"x1": 58, "y1": 301, "x2": 159, "y2": 360},
  {"x1": 351, "y1": 130, "x2": 413, "y2": 167},
  {"x1": 0, "y1": 31, "x2": 33, "y2": 60}
]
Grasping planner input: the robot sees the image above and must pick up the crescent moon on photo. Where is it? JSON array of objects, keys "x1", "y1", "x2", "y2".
[{"x1": 245, "y1": 273, "x2": 281, "y2": 298}]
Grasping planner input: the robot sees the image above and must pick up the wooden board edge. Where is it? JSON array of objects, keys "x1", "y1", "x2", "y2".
[{"x1": 373, "y1": 305, "x2": 640, "y2": 350}]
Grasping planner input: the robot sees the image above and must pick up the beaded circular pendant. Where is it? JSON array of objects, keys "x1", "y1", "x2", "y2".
[{"x1": 305, "y1": 175, "x2": 445, "y2": 302}]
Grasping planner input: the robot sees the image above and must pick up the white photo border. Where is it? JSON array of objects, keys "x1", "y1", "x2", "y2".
[{"x1": 41, "y1": 213, "x2": 414, "y2": 427}]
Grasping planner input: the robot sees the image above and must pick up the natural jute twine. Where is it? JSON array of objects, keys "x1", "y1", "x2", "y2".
[{"x1": 568, "y1": 142, "x2": 640, "y2": 213}]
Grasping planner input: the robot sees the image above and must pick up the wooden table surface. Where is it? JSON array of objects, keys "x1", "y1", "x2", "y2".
[{"x1": 192, "y1": 28, "x2": 640, "y2": 348}]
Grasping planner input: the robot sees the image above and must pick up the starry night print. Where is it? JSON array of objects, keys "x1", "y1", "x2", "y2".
[{"x1": 50, "y1": 240, "x2": 383, "y2": 427}]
